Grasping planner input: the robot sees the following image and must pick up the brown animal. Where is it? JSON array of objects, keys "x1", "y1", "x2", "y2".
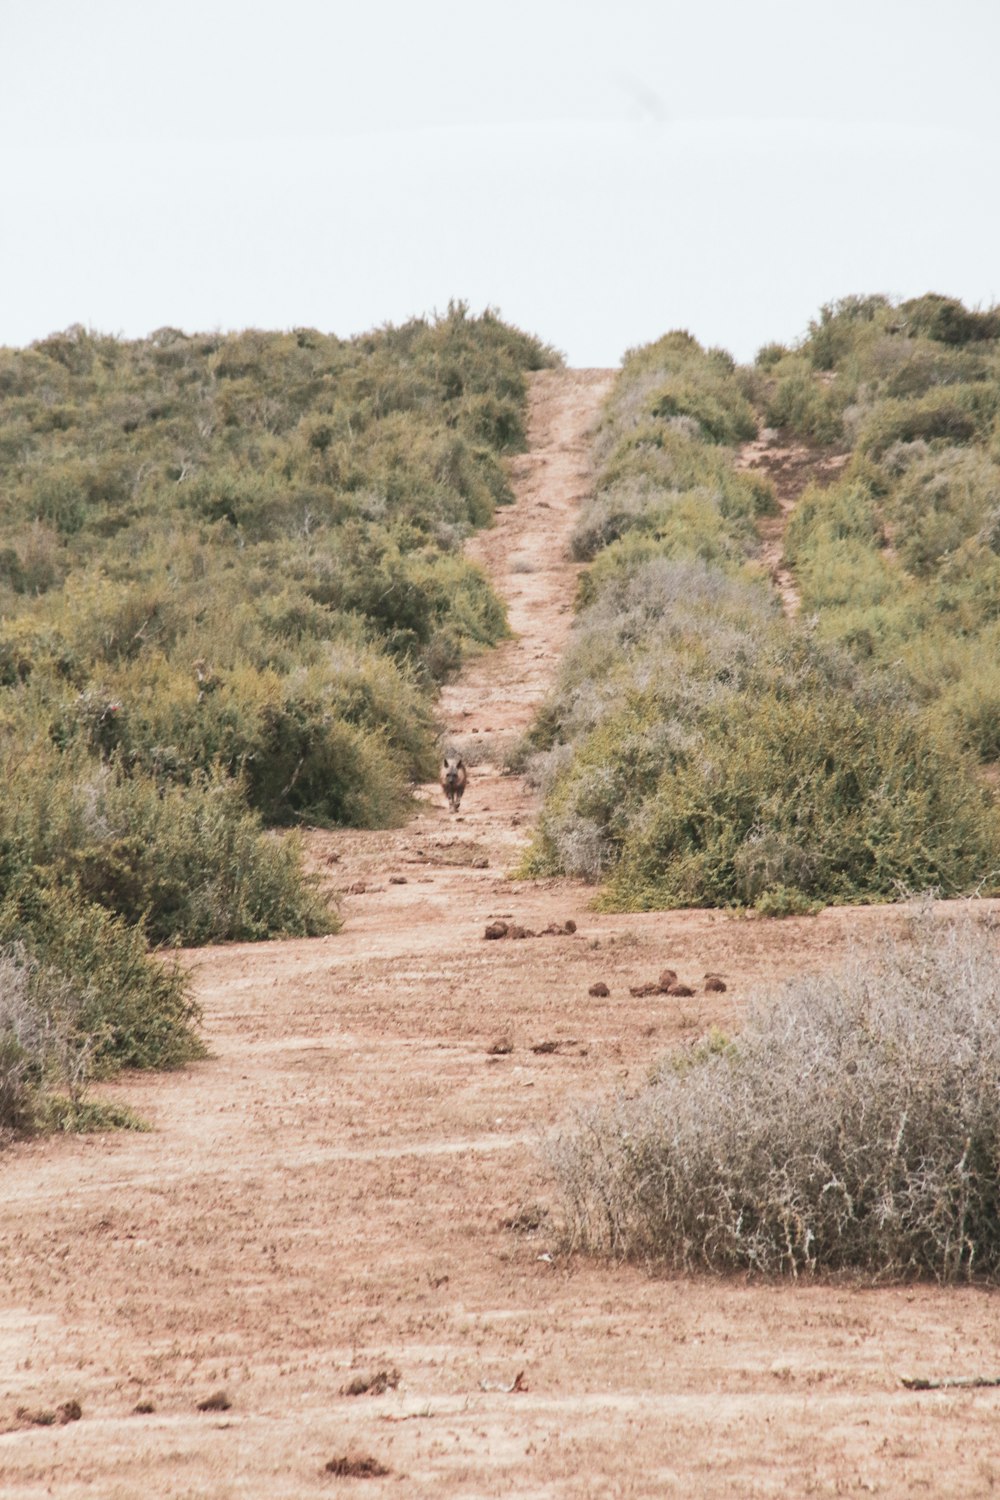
[{"x1": 440, "y1": 755, "x2": 467, "y2": 813}]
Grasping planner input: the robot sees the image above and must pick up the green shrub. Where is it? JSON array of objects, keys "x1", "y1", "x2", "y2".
[
  {"x1": 550, "y1": 907, "x2": 1000, "y2": 1280},
  {"x1": 755, "y1": 343, "x2": 789, "y2": 370},
  {"x1": 900, "y1": 293, "x2": 1000, "y2": 346},
  {"x1": 0, "y1": 749, "x2": 334, "y2": 945},
  {"x1": 764, "y1": 364, "x2": 849, "y2": 443},
  {"x1": 0, "y1": 884, "x2": 202, "y2": 1079},
  {"x1": 857, "y1": 386, "x2": 996, "y2": 458},
  {"x1": 600, "y1": 690, "x2": 998, "y2": 910}
]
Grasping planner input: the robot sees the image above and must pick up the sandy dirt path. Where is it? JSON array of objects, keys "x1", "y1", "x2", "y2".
[{"x1": 2, "y1": 372, "x2": 1000, "y2": 1499}]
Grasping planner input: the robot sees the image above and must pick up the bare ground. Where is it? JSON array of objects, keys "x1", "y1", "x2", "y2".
[{"x1": 2, "y1": 372, "x2": 999, "y2": 1498}]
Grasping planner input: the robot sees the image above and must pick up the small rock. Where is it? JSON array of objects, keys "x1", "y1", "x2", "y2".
[
  {"x1": 484, "y1": 921, "x2": 509, "y2": 940},
  {"x1": 588, "y1": 981, "x2": 610, "y2": 998}
]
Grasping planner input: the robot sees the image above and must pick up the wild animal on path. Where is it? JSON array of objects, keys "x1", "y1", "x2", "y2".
[{"x1": 440, "y1": 756, "x2": 467, "y2": 813}]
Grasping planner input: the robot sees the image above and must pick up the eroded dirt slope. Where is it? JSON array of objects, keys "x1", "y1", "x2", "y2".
[
  {"x1": 2, "y1": 371, "x2": 999, "y2": 1500},
  {"x1": 737, "y1": 424, "x2": 849, "y2": 616}
]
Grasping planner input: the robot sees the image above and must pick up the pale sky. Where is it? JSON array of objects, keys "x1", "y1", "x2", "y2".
[{"x1": 3, "y1": 0, "x2": 999, "y2": 365}]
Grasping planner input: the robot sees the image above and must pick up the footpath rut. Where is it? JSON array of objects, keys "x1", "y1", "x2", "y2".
[{"x1": 2, "y1": 372, "x2": 999, "y2": 1499}]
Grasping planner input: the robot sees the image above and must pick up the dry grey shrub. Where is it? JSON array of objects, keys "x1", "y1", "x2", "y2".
[
  {"x1": 731, "y1": 825, "x2": 822, "y2": 906},
  {"x1": 878, "y1": 438, "x2": 931, "y2": 477},
  {"x1": 521, "y1": 741, "x2": 576, "y2": 793},
  {"x1": 546, "y1": 813, "x2": 612, "y2": 882},
  {"x1": 571, "y1": 478, "x2": 665, "y2": 560},
  {"x1": 550, "y1": 904, "x2": 1000, "y2": 1280}
]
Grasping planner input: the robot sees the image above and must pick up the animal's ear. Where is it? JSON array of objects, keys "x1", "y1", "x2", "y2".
[{"x1": 457, "y1": 758, "x2": 465, "y2": 769}]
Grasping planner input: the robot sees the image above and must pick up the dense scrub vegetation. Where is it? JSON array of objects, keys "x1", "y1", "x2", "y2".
[
  {"x1": 757, "y1": 293, "x2": 1000, "y2": 766},
  {"x1": 552, "y1": 906, "x2": 1000, "y2": 1281},
  {"x1": 521, "y1": 318, "x2": 1000, "y2": 910},
  {"x1": 0, "y1": 305, "x2": 556, "y2": 1133}
]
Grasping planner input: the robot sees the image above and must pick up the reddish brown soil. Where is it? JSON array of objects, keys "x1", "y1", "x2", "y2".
[{"x1": 2, "y1": 372, "x2": 999, "y2": 1498}]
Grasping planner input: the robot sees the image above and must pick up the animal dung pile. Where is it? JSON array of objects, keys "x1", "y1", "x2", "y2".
[
  {"x1": 483, "y1": 919, "x2": 577, "y2": 941},
  {"x1": 628, "y1": 968, "x2": 726, "y2": 998}
]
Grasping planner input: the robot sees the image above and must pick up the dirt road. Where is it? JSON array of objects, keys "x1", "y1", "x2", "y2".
[{"x1": 2, "y1": 371, "x2": 999, "y2": 1498}]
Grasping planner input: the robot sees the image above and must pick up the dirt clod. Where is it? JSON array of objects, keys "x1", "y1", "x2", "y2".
[
  {"x1": 324, "y1": 1451, "x2": 392, "y2": 1478},
  {"x1": 196, "y1": 1390, "x2": 231, "y2": 1412},
  {"x1": 340, "y1": 1368, "x2": 401, "y2": 1397}
]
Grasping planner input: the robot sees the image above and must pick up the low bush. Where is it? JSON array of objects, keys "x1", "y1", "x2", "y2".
[
  {"x1": 0, "y1": 887, "x2": 202, "y2": 1138},
  {"x1": 764, "y1": 362, "x2": 851, "y2": 444},
  {"x1": 0, "y1": 747, "x2": 334, "y2": 945},
  {"x1": 602, "y1": 690, "x2": 999, "y2": 910},
  {"x1": 857, "y1": 386, "x2": 994, "y2": 458},
  {"x1": 551, "y1": 906, "x2": 1000, "y2": 1279}
]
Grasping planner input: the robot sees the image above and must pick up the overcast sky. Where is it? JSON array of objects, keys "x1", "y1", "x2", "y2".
[{"x1": 3, "y1": 0, "x2": 999, "y2": 365}]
